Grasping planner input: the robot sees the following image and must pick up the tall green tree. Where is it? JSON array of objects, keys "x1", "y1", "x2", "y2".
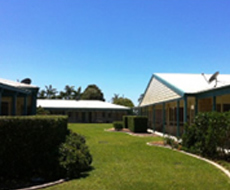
[
  {"x1": 113, "y1": 97, "x2": 134, "y2": 108},
  {"x1": 44, "y1": 85, "x2": 57, "y2": 99},
  {"x1": 73, "y1": 87, "x2": 82, "y2": 100},
  {"x1": 112, "y1": 94, "x2": 120, "y2": 103},
  {"x1": 37, "y1": 89, "x2": 46, "y2": 99},
  {"x1": 57, "y1": 86, "x2": 81, "y2": 100},
  {"x1": 64, "y1": 85, "x2": 75, "y2": 100},
  {"x1": 57, "y1": 91, "x2": 66, "y2": 99},
  {"x1": 81, "y1": 84, "x2": 105, "y2": 101}
]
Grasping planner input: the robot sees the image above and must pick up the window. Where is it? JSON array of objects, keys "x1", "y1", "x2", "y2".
[
  {"x1": 169, "y1": 108, "x2": 176, "y2": 125},
  {"x1": 223, "y1": 104, "x2": 230, "y2": 112},
  {"x1": 179, "y1": 108, "x2": 184, "y2": 126},
  {"x1": 216, "y1": 104, "x2": 221, "y2": 112},
  {"x1": 82, "y1": 112, "x2": 86, "y2": 122}
]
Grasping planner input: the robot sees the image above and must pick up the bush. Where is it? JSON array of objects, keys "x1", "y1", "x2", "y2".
[
  {"x1": 59, "y1": 132, "x2": 93, "y2": 179},
  {"x1": 127, "y1": 116, "x2": 148, "y2": 133},
  {"x1": 182, "y1": 112, "x2": 230, "y2": 158},
  {"x1": 113, "y1": 121, "x2": 123, "y2": 131},
  {"x1": 0, "y1": 115, "x2": 69, "y2": 181},
  {"x1": 36, "y1": 106, "x2": 50, "y2": 115},
  {"x1": 164, "y1": 136, "x2": 180, "y2": 149}
]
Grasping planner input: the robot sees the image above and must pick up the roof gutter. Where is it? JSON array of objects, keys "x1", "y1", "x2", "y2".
[{"x1": 0, "y1": 83, "x2": 32, "y2": 95}]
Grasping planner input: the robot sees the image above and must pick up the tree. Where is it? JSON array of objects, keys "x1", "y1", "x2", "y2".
[
  {"x1": 36, "y1": 106, "x2": 50, "y2": 115},
  {"x1": 44, "y1": 85, "x2": 58, "y2": 99},
  {"x1": 112, "y1": 93, "x2": 120, "y2": 103},
  {"x1": 64, "y1": 85, "x2": 75, "y2": 100},
  {"x1": 37, "y1": 89, "x2": 46, "y2": 99},
  {"x1": 73, "y1": 87, "x2": 82, "y2": 100},
  {"x1": 81, "y1": 85, "x2": 105, "y2": 101},
  {"x1": 113, "y1": 97, "x2": 134, "y2": 108},
  {"x1": 57, "y1": 91, "x2": 66, "y2": 99},
  {"x1": 57, "y1": 86, "x2": 81, "y2": 100},
  {"x1": 38, "y1": 85, "x2": 57, "y2": 99}
]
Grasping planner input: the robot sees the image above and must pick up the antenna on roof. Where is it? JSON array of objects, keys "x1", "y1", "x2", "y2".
[
  {"x1": 202, "y1": 71, "x2": 219, "y2": 87},
  {"x1": 21, "y1": 78, "x2": 32, "y2": 84}
]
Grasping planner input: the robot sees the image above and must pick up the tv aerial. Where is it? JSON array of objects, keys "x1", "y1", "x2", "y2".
[
  {"x1": 202, "y1": 71, "x2": 219, "y2": 87},
  {"x1": 21, "y1": 78, "x2": 32, "y2": 85}
]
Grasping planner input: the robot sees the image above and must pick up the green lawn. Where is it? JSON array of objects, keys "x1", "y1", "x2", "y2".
[{"x1": 46, "y1": 123, "x2": 230, "y2": 190}]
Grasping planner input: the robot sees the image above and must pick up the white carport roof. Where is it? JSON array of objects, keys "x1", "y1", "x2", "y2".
[{"x1": 37, "y1": 99, "x2": 130, "y2": 110}]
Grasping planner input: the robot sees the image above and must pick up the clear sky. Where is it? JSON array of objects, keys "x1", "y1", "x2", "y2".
[{"x1": 0, "y1": 0, "x2": 230, "y2": 105}]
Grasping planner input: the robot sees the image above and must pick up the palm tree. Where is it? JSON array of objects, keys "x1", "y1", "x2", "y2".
[
  {"x1": 57, "y1": 91, "x2": 66, "y2": 99},
  {"x1": 73, "y1": 87, "x2": 82, "y2": 100},
  {"x1": 45, "y1": 85, "x2": 58, "y2": 99},
  {"x1": 64, "y1": 85, "x2": 75, "y2": 100},
  {"x1": 55, "y1": 85, "x2": 81, "y2": 100},
  {"x1": 37, "y1": 89, "x2": 46, "y2": 99}
]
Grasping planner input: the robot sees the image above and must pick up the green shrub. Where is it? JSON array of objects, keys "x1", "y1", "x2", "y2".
[
  {"x1": 59, "y1": 132, "x2": 93, "y2": 179},
  {"x1": 164, "y1": 136, "x2": 180, "y2": 149},
  {"x1": 0, "y1": 115, "x2": 69, "y2": 181},
  {"x1": 36, "y1": 106, "x2": 50, "y2": 115},
  {"x1": 182, "y1": 112, "x2": 230, "y2": 158},
  {"x1": 127, "y1": 116, "x2": 148, "y2": 133},
  {"x1": 113, "y1": 121, "x2": 123, "y2": 131}
]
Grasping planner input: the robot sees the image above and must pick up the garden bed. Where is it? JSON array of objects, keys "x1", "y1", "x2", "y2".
[{"x1": 106, "y1": 127, "x2": 157, "y2": 137}]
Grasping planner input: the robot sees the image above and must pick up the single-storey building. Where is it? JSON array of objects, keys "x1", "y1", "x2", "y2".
[
  {"x1": 138, "y1": 73, "x2": 230, "y2": 137},
  {"x1": 0, "y1": 78, "x2": 39, "y2": 116},
  {"x1": 37, "y1": 99, "x2": 131, "y2": 123}
]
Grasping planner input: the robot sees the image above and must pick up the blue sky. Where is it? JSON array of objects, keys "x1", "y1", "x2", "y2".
[{"x1": 0, "y1": 0, "x2": 230, "y2": 105}]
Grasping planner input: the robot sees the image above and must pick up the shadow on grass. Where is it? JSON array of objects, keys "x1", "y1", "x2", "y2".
[
  {"x1": 71, "y1": 166, "x2": 95, "y2": 179},
  {"x1": 0, "y1": 167, "x2": 95, "y2": 190}
]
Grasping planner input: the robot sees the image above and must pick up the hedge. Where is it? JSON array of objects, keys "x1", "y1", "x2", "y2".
[
  {"x1": 0, "y1": 115, "x2": 69, "y2": 181},
  {"x1": 123, "y1": 115, "x2": 129, "y2": 128},
  {"x1": 126, "y1": 116, "x2": 148, "y2": 133}
]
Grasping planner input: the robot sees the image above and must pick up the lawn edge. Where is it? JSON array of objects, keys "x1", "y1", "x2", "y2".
[
  {"x1": 16, "y1": 179, "x2": 66, "y2": 190},
  {"x1": 147, "y1": 142, "x2": 230, "y2": 179}
]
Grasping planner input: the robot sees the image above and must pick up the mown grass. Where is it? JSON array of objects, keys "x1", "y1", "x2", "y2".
[{"x1": 46, "y1": 123, "x2": 230, "y2": 190}]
